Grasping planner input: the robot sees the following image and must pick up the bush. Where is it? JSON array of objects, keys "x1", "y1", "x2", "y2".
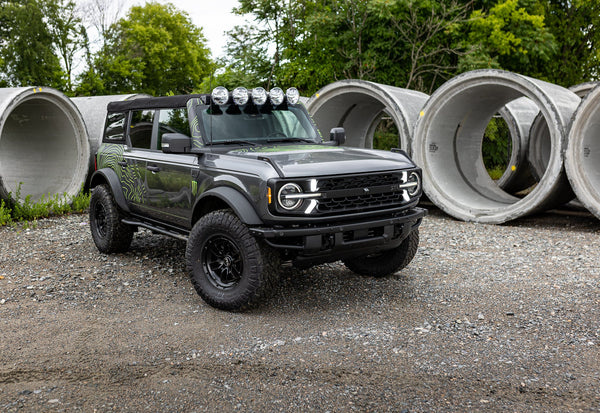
[{"x1": 0, "y1": 183, "x2": 90, "y2": 227}]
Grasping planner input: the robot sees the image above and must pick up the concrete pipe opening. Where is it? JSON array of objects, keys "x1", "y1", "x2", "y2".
[
  {"x1": 566, "y1": 84, "x2": 600, "y2": 220},
  {"x1": 0, "y1": 87, "x2": 89, "y2": 202},
  {"x1": 306, "y1": 80, "x2": 429, "y2": 154},
  {"x1": 71, "y1": 94, "x2": 150, "y2": 186},
  {"x1": 413, "y1": 70, "x2": 579, "y2": 224}
]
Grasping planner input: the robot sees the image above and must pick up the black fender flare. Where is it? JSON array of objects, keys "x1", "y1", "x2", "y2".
[
  {"x1": 196, "y1": 186, "x2": 263, "y2": 226},
  {"x1": 89, "y1": 168, "x2": 131, "y2": 213}
]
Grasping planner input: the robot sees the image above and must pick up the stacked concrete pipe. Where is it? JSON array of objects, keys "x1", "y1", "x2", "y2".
[
  {"x1": 71, "y1": 94, "x2": 149, "y2": 186},
  {"x1": 413, "y1": 69, "x2": 580, "y2": 224},
  {"x1": 566, "y1": 84, "x2": 600, "y2": 220},
  {"x1": 0, "y1": 87, "x2": 89, "y2": 202},
  {"x1": 306, "y1": 79, "x2": 429, "y2": 153}
]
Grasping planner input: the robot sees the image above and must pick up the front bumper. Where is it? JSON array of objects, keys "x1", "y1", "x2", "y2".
[{"x1": 250, "y1": 207, "x2": 427, "y2": 263}]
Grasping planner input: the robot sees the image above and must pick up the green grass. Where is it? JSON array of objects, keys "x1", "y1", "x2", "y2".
[{"x1": 0, "y1": 183, "x2": 90, "y2": 227}]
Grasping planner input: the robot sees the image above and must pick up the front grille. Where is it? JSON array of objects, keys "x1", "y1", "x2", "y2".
[
  {"x1": 318, "y1": 173, "x2": 398, "y2": 191},
  {"x1": 316, "y1": 172, "x2": 408, "y2": 214}
]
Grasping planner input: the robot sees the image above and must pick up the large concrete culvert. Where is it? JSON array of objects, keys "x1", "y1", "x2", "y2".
[
  {"x1": 566, "y1": 84, "x2": 600, "y2": 220},
  {"x1": 413, "y1": 69, "x2": 580, "y2": 224},
  {"x1": 305, "y1": 80, "x2": 429, "y2": 153},
  {"x1": 0, "y1": 87, "x2": 89, "y2": 202},
  {"x1": 71, "y1": 94, "x2": 149, "y2": 186}
]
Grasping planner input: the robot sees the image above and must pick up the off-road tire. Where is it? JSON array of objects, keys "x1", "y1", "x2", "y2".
[
  {"x1": 89, "y1": 184, "x2": 134, "y2": 253},
  {"x1": 343, "y1": 230, "x2": 419, "y2": 277},
  {"x1": 186, "y1": 209, "x2": 279, "y2": 311}
]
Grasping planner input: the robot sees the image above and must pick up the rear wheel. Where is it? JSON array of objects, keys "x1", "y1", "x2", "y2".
[
  {"x1": 343, "y1": 230, "x2": 419, "y2": 277},
  {"x1": 186, "y1": 210, "x2": 279, "y2": 311},
  {"x1": 89, "y1": 184, "x2": 134, "y2": 253}
]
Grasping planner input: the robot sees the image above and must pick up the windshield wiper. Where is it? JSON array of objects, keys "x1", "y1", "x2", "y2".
[
  {"x1": 265, "y1": 137, "x2": 316, "y2": 143},
  {"x1": 207, "y1": 140, "x2": 257, "y2": 146}
]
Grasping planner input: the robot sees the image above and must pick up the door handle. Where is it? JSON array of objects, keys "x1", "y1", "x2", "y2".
[{"x1": 147, "y1": 165, "x2": 161, "y2": 173}]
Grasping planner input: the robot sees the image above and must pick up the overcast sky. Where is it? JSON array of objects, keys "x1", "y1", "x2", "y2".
[{"x1": 77, "y1": 0, "x2": 248, "y2": 59}]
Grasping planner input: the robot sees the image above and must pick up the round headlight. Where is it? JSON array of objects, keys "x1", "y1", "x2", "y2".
[
  {"x1": 286, "y1": 87, "x2": 300, "y2": 104},
  {"x1": 269, "y1": 87, "x2": 285, "y2": 106},
  {"x1": 252, "y1": 87, "x2": 267, "y2": 105},
  {"x1": 232, "y1": 87, "x2": 249, "y2": 105},
  {"x1": 407, "y1": 172, "x2": 421, "y2": 197},
  {"x1": 211, "y1": 86, "x2": 229, "y2": 105},
  {"x1": 278, "y1": 183, "x2": 303, "y2": 210}
]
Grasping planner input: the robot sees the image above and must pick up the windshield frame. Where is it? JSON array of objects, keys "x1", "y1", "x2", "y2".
[{"x1": 194, "y1": 102, "x2": 323, "y2": 146}]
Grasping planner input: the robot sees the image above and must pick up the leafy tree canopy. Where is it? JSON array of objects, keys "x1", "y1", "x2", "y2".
[
  {"x1": 78, "y1": 1, "x2": 213, "y2": 96},
  {"x1": 0, "y1": 0, "x2": 83, "y2": 90}
]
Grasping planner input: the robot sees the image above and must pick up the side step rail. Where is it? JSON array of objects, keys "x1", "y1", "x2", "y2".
[{"x1": 122, "y1": 219, "x2": 189, "y2": 242}]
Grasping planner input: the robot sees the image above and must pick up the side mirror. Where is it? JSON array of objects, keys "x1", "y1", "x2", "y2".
[
  {"x1": 329, "y1": 127, "x2": 346, "y2": 146},
  {"x1": 161, "y1": 133, "x2": 191, "y2": 153}
]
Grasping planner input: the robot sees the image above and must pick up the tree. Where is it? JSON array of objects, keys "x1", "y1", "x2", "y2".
[
  {"x1": 458, "y1": 0, "x2": 556, "y2": 79},
  {"x1": 372, "y1": 0, "x2": 473, "y2": 92},
  {"x1": 542, "y1": 0, "x2": 600, "y2": 86},
  {"x1": 0, "y1": 0, "x2": 66, "y2": 88},
  {"x1": 79, "y1": 2, "x2": 213, "y2": 96},
  {"x1": 48, "y1": 0, "x2": 88, "y2": 92}
]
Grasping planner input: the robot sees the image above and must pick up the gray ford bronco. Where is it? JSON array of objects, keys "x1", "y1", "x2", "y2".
[{"x1": 89, "y1": 86, "x2": 426, "y2": 311}]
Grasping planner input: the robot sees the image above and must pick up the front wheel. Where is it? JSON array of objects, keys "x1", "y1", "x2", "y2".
[
  {"x1": 343, "y1": 230, "x2": 419, "y2": 277},
  {"x1": 89, "y1": 184, "x2": 134, "y2": 253},
  {"x1": 186, "y1": 210, "x2": 279, "y2": 311}
]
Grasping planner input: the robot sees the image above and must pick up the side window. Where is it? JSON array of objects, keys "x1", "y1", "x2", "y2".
[
  {"x1": 129, "y1": 109, "x2": 155, "y2": 149},
  {"x1": 157, "y1": 108, "x2": 190, "y2": 147},
  {"x1": 104, "y1": 112, "x2": 126, "y2": 142}
]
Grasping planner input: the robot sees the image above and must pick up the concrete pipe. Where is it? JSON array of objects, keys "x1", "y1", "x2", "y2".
[
  {"x1": 528, "y1": 82, "x2": 598, "y2": 181},
  {"x1": 0, "y1": 87, "x2": 89, "y2": 202},
  {"x1": 565, "y1": 84, "x2": 600, "y2": 220},
  {"x1": 496, "y1": 97, "x2": 538, "y2": 192},
  {"x1": 412, "y1": 69, "x2": 580, "y2": 224},
  {"x1": 71, "y1": 94, "x2": 149, "y2": 184},
  {"x1": 306, "y1": 80, "x2": 429, "y2": 153}
]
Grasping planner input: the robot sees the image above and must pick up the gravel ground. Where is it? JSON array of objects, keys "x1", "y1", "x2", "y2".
[{"x1": 1, "y1": 207, "x2": 599, "y2": 412}]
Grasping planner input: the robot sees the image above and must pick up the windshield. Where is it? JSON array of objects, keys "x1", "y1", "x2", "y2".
[{"x1": 198, "y1": 104, "x2": 320, "y2": 145}]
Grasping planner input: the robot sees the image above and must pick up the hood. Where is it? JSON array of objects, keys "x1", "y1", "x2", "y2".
[{"x1": 228, "y1": 145, "x2": 415, "y2": 177}]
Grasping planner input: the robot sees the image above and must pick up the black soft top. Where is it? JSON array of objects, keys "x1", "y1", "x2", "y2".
[{"x1": 107, "y1": 94, "x2": 207, "y2": 112}]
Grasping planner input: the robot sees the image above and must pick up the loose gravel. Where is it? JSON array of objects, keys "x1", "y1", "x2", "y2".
[{"x1": 1, "y1": 208, "x2": 599, "y2": 411}]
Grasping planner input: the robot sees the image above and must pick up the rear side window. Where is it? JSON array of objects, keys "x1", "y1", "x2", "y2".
[
  {"x1": 104, "y1": 112, "x2": 126, "y2": 142},
  {"x1": 129, "y1": 109, "x2": 155, "y2": 149}
]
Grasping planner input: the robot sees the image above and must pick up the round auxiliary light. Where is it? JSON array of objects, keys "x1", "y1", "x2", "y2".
[
  {"x1": 278, "y1": 183, "x2": 303, "y2": 210},
  {"x1": 211, "y1": 86, "x2": 229, "y2": 105},
  {"x1": 407, "y1": 172, "x2": 421, "y2": 197},
  {"x1": 252, "y1": 87, "x2": 267, "y2": 105},
  {"x1": 286, "y1": 87, "x2": 300, "y2": 104},
  {"x1": 269, "y1": 87, "x2": 285, "y2": 106},
  {"x1": 232, "y1": 87, "x2": 249, "y2": 105}
]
